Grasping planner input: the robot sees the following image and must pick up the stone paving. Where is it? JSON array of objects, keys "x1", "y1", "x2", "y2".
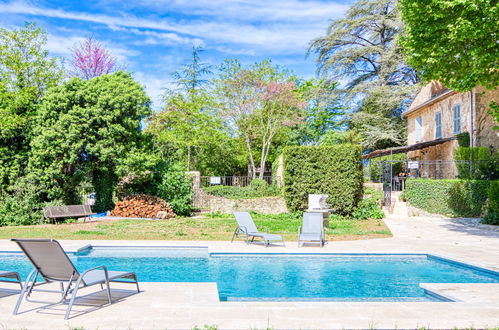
[{"x1": 0, "y1": 214, "x2": 498, "y2": 329}]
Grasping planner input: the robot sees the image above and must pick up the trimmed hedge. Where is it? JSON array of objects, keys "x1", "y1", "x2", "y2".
[
  {"x1": 202, "y1": 181, "x2": 281, "y2": 200},
  {"x1": 282, "y1": 145, "x2": 363, "y2": 215},
  {"x1": 482, "y1": 181, "x2": 499, "y2": 225},
  {"x1": 405, "y1": 178, "x2": 493, "y2": 217}
]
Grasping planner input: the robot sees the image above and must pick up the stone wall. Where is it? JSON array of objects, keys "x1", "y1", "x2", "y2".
[{"x1": 195, "y1": 190, "x2": 288, "y2": 214}]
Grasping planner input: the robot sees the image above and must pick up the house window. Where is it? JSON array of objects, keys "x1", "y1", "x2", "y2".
[
  {"x1": 453, "y1": 104, "x2": 461, "y2": 134},
  {"x1": 435, "y1": 111, "x2": 442, "y2": 139},
  {"x1": 415, "y1": 116, "x2": 422, "y2": 142}
]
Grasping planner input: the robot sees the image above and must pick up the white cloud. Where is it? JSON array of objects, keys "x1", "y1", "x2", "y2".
[{"x1": 0, "y1": 0, "x2": 346, "y2": 53}]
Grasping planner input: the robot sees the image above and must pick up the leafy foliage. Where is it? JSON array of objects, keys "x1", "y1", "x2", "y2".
[
  {"x1": 454, "y1": 147, "x2": 498, "y2": 180},
  {"x1": 400, "y1": 0, "x2": 498, "y2": 92},
  {"x1": 0, "y1": 181, "x2": 62, "y2": 226},
  {"x1": 28, "y1": 72, "x2": 152, "y2": 212},
  {"x1": 215, "y1": 59, "x2": 305, "y2": 178},
  {"x1": 309, "y1": 0, "x2": 419, "y2": 150},
  {"x1": 482, "y1": 181, "x2": 499, "y2": 225},
  {"x1": 156, "y1": 167, "x2": 193, "y2": 216},
  {"x1": 282, "y1": 145, "x2": 363, "y2": 214},
  {"x1": 202, "y1": 182, "x2": 280, "y2": 200},
  {"x1": 0, "y1": 23, "x2": 62, "y2": 189},
  {"x1": 366, "y1": 154, "x2": 407, "y2": 182},
  {"x1": 405, "y1": 179, "x2": 491, "y2": 217}
]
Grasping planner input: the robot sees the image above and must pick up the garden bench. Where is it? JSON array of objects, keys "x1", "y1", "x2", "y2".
[{"x1": 43, "y1": 205, "x2": 95, "y2": 224}]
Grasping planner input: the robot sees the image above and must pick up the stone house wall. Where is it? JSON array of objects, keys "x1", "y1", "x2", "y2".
[{"x1": 406, "y1": 85, "x2": 498, "y2": 166}]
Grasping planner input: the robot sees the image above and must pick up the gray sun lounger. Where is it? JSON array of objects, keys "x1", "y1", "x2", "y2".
[
  {"x1": 11, "y1": 238, "x2": 140, "y2": 320},
  {"x1": 298, "y1": 212, "x2": 325, "y2": 247},
  {"x1": 0, "y1": 271, "x2": 22, "y2": 289},
  {"x1": 231, "y1": 212, "x2": 285, "y2": 247}
]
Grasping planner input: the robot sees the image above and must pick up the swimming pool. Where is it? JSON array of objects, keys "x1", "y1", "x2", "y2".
[{"x1": 2, "y1": 247, "x2": 499, "y2": 302}]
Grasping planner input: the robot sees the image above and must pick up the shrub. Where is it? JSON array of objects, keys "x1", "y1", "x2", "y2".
[
  {"x1": 366, "y1": 154, "x2": 407, "y2": 182},
  {"x1": 249, "y1": 178, "x2": 269, "y2": 191},
  {"x1": 405, "y1": 178, "x2": 491, "y2": 217},
  {"x1": 456, "y1": 132, "x2": 470, "y2": 147},
  {"x1": 482, "y1": 181, "x2": 499, "y2": 225},
  {"x1": 202, "y1": 182, "x2": 280, "y2": 200},
  {"x1": 156, "y1": 169, "x2": 193, "y2": 216},
  {"x1": 282, "y1": 145, "x2": 363, "y2": 215},
  {"x1": 0, "y1": 182, "x2": 63, "y2": 226},
  {"x1": 454, "y1": 147, "x2": 498, "y2": 180}
]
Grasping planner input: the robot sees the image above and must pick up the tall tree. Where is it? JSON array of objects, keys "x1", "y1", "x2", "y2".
[
  {"x1": 216, "y1": 60, "x2": 305, "y2": 178},
  {"x1": 28, "y1": 72, "x2": 151, "y2": 211},
  {"x1": 308, "y1": 0, "x2": 419, "y2": 150},
  {"x1": 69, "y1": 36, "x2": 118, "y2": 79},
  {"x1": 148, "y1": 46, "x2": 239, "y2": 174},
  {"x1": 0, "y1": 23, "x2": 62, "y2": 189},
  {"x1": 169, "y1": 46, "x2": 212, "y2": 98},
  {"x1": 400, "y1": 0, "x2": 498, "y2": 92}
]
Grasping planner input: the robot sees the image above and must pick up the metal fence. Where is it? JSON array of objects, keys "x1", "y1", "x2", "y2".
[
  {"x1": 200, "y1": 176, "x2": 276, "y2": 188},
  {"x1": 364, "y1": 159, "x2": 498, "y2": 184}
]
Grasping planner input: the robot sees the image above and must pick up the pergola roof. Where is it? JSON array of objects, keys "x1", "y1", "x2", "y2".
[{"x1": 362, "y1": 137, "x2": 457, "y2": 159}]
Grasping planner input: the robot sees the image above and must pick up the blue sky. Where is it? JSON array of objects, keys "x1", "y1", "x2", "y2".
[{"x1": 0, "y1": 0, "x2": 353, "y2": 108}]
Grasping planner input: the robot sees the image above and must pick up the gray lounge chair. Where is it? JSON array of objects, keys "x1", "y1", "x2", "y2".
[
  {"x1": 11, "y1": 238, "x2": 139, "y2": 320},
  {"x1": 231, "y1": 212, "x2": 285, "y2": 247},
  {"x1": 0, "y1": 271, "x2": 22, "y2": 289},
  {"x1": 298, "y1": 212, "x2": 325, "y2": 247}
]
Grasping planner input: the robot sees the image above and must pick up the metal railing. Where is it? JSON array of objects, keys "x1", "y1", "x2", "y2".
[
  {"x1": 364, "y1": 159, "x2": 498, "y2": 183},
  {"x1": 200, "y1": 176, "x2": 276, "y2": 188}
]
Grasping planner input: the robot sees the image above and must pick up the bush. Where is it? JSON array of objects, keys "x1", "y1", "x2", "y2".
[
  {"x1": 156, "y1": 169, "x2": 193, "y2": 216},
  {"x1": 405, "y1": 178, "x2": 491, "y2": 217},
  {"x1": 456, "y1": 132, "x2": 470, "y2": 147},
  {"x1": 482, "y1": 181, "x2": 499, "y2": 225},
  {"x1": 454, "y1": 147, "x2": 498, "y2": 180},
  {"x1": 249, "y1": 178, "x2": 269, "y2": 191},
  {"x1": 202, "y1": 182, "x2": 280, "y2": 200},
  {"x1": 365, "y1": 154, "x2": 407, "y2": 182},
  {"x1": 0, "y1": 182, "x2": 63, "y2": 226},
  {"x1": 282, "y1": 145, "x2": 363, "y2": 215}
]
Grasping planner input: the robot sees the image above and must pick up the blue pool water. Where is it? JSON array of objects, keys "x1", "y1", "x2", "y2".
[{"x1": 2, "y1": 247, "x2": 498, "y2": 301}]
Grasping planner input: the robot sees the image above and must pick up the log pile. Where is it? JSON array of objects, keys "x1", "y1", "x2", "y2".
[{"x1": 109, "y1": 194, "x2": 176, "y2": 219}]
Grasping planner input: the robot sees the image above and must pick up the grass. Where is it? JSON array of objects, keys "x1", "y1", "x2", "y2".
[{"x1": 0, "y1": 212, "x2": 392, "y2": 241}]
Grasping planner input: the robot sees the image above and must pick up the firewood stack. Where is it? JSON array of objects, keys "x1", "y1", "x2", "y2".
[{"x1": 109, "y1": 194, "x2": 176, "y2": 219}]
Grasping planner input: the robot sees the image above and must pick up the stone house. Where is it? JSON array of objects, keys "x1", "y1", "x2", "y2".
[
  {"x1": 402, "y1": 81, "x2": 498, "y2": 177},
  {"x1": 364, "y1": 81, "x2": 498, "y2": 179}
]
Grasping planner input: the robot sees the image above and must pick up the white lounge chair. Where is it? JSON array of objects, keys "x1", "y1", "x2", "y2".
[
  {"x1": 231, "y1": 212, "x2": 285, "y2": 247},
  {"x1": 298, "y1": 212, "x2": 325, "y2": 247},
  {"x1": 11, "y1": 238, "x2": 140, "y2": 320}
]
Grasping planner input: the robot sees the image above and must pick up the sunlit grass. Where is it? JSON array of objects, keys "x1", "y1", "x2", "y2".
[{"x1": 0, "y1": 213, "x2": 392, "y2": 241}]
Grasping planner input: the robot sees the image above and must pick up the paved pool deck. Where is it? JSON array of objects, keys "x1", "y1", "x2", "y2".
[{"x1": 0, "y1": 214, "x2": 498, "y2": 329}]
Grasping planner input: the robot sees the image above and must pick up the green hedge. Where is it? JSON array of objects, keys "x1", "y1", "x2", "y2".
[
  {"x1": 282, "y1": 145, "x2": 363, "y2": 215},
  {"x1": 405, "y1": 178, "x2": 493, "y2": 217},
  {"x1": 203, "y1": 180, "x2": 281, "y2": 200},
  {"x1": 482, "y1": 181, "x2": 499, "y2": 225},
  {"x1": 454, "y1": 147, "x2": 498, "y2": 180}
]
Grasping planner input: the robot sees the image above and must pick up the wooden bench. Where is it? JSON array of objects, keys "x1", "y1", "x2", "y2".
[{"x1": 43, "y1": 205, "x2": 95, "y2": 223}]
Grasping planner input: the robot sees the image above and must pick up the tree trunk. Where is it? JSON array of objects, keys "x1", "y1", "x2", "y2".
[
  {"x1": 187, "y1": 145, "x2": 191, "y2": 171},
  {"x1": 244, "y1": 134, "x2": 256, "y2": 178}
]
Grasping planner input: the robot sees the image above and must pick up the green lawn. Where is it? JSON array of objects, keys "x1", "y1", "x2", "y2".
[{"x1": 0, "y1": 213, "x2": 391, "y2": 241}]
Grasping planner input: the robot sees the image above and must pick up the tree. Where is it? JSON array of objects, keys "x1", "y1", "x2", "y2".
[
  {"x1": 308, "y1": 0, "x2": 419, "y2": 150},
  {"x1": 400, "y1": 0, "x2": 498, "y2": 92},
  {"x1": 296, "y1": 78, "x2": 345, "y2": 145},
  {"x1": 216, "y1": 60, "x2": 305, "y2": 178},
  {"x1": 28, "y1": 72, "x2": 151, "y2": 211},
  {"x1": 169, "y1": 46, "x2": 212, "y2": 98},
  {"x1": 69, "y1": 36, "x2": 119, "y2": 79},
  {"x1": 0, "y1": 23, "x2": 62, "y2": 189}
]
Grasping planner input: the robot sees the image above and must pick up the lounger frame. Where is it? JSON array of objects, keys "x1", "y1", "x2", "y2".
[{"x1": 11, "y1": 238, "x2": 139, "y2": 320}]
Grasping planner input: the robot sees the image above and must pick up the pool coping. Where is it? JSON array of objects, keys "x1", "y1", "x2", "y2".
[{"x1": 3, "y1": 243, "x2": 499, "y2": 304}]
